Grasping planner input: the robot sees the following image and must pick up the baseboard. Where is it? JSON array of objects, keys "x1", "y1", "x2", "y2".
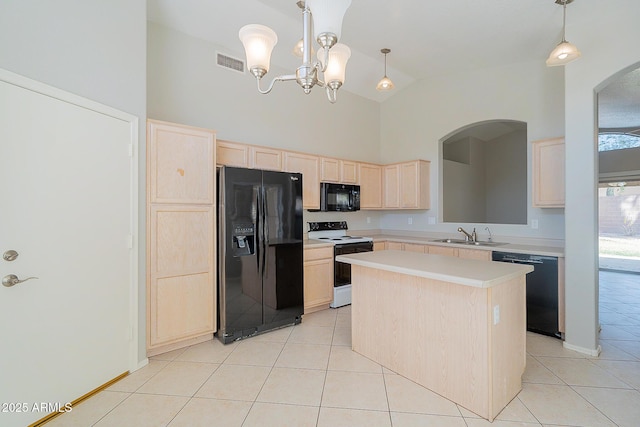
[{"x1": 563, "y1": 341, "x2": 602, "y2": 356}]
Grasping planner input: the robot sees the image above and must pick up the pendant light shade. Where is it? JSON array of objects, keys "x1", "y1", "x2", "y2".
[
  {"x1": 546, "y1": 0, "x2": 581, "y2": 67},
  {"x1": 376, "y1": 48, "x2": 394, "y2": 92}
]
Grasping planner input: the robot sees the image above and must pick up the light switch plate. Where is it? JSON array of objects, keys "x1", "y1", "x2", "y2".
[
  {"x1": 531, "y1": 219, "x2": 539, "y2": 229},
  {"x1": 493, "y1": 305, "x2": 500, "y2": 325}
]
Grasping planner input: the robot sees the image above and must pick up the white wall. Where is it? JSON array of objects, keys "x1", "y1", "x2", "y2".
[
  {"x1": 379, "y1": 60, "x2": 565, "y2": 240},
  {"x1": 564, "y1": 0, "x2": 640, "y2": 353},
  {"x1": 0, "y1": 0, "x2": 147, "y2": 363}
]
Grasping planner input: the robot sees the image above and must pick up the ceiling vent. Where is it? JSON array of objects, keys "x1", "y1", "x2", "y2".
[{"x1": 216, "y1": 52, "x2": 245, "y2": 74}]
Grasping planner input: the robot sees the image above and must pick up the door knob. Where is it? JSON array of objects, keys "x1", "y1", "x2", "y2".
[
  {"x1": 3, "y1": 250, "x2": 19, "y2": 262},
  {"x1": 2, "y1": 274, "x2": 38, "y2": 288}
]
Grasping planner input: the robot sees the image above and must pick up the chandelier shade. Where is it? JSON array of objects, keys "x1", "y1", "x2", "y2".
[
  {"x1": 306, "y1": 0, "x2": 352, "y2": 48},
  {"x1": 239, "y1": 24, "x2": 278, "y2": 77},
  {"x1": 319, "y1": 43, "x2": 351, "y2": 86}
]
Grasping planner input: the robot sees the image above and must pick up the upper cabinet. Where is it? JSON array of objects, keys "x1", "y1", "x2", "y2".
[
  {"x1": 250, "y1": 145, "x2": 282, "y2": 171},
  {"x1": 320, "y1": 157, "x2": 340, "y2": 182},
  {"x1": 284, "y1": 151, "x2": 321, "y2": 210},
  {"x1": 216, "y1": 139, "x2": 430, "y2": 211},
  {"x1": 383, "y1": 160, "x2": 430, "y2": 209},
  {"x1": 358, "y1": 162, "x2": 383, "y2": 209},
  {"x1": 321, "y1": 158, "x2": 358, "y2": 184},
  {"x1": 216, "y1": 140, "x2": 249, "y2": 169},
  {"x1": 532, "y1": 137, "x2": 565, "y2": 208},
  {"x1": 148, "y1": 120, "x2": 216, "y2": 205}
]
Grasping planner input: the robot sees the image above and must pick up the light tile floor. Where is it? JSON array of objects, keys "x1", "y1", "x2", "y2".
[{"x1": 46, "y1": 270, "x2": 640, "y2": 426}]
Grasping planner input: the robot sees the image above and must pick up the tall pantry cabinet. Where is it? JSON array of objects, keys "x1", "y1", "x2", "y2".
[{"x1": 146, "y1": 120, "x2": 217, "y2": 356}]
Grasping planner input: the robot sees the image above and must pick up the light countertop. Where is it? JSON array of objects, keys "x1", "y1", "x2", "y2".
[
  {"x1": 336, "y1": 250, "x2": 533, "y2": 288},
  {"x1": 370, "y1": 234, "x2": 564, "y2": 257}
]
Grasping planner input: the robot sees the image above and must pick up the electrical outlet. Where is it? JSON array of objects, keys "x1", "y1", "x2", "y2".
[
  {"x1": 531, "y1": 219, "x2": 539, "y2": 229},
  {"x1": 408, "y1": 217, "x2": 413, "y2": 225},
  {"x1": 428, "y1": 217, "x2": 436, "y2": 225},
  {"x1": 366, "y1": 217, "x2": 371, "y2": 224},
  {"x1": 493, "y1": 305, "x2": 500, "y2": 325}
]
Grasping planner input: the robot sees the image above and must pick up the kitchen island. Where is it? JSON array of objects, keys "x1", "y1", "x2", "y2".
[{"x1": 336, "y1": 250, "x2": 533, "y2": 421}]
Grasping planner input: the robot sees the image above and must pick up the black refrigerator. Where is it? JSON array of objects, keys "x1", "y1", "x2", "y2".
[{"x1": 217, "y1": 166, "x2": 304, "y2": 344}]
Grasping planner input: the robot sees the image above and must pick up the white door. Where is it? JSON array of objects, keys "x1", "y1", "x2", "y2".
[{"x1": 0, "y1": 71, "x2": 138, "y2": 427}]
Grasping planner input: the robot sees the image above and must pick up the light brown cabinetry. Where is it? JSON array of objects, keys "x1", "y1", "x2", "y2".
[
  {"x1": 458, "y1": 247, "x2": 492, "y2": 261},
  {"x1": 383, "y1": 160, "x2": 430, "y2": 209},
  {"x1": 427, "y1": 245, "x2": 458, "y2": 257},
  {"x1": 373, "y1": 241, "x2": 386, "y2": 251},
  {"x1": 147, "y1": 120, "x2": 216, "y2": 356},
  {"x1": 340, "y1": 160, "x2": 358, "y2": 184},
  {"x1": 383, "y1": 164, "x2": 401, "y2": 208},
  {"x1": 403, "y1": 243, "x2": 427, "y2": 253},
  {"x1": 358, "y1": 162, "x2": 383, "y2": 209},
  {"x1": 216, "y1": 140, "x2": 249, "y2": 168},
  {"x1": 250, "y1": 145, "x2": 282, "y2": 171},
  {"x1": 386, "y1": 241, "x2": 404, "y2": 251},
  {"x1": 284, "y1": 151, "x2": 321, "y2": 210},
  {"x1": 303, "y1": 246, "x2": 334, "y2": 314},
  {"x1": 321, "y1": 157, "x2": 340, "y2": 182},
  {"x1": 532, "y1": 137, "x2": 565, "y2": 208}
]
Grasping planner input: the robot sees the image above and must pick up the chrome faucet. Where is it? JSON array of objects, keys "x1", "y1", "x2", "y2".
[
  {"x1": 457, "y1": 227, "x2": 477, "y2": 242},
  {"x1": 485, "y1": 226, "x2": 493, "y2": 242}
]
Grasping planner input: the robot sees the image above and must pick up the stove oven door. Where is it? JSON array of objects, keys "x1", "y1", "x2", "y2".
[{"x1": 334, "y1": 241, "x2": 373, "y2": 287}]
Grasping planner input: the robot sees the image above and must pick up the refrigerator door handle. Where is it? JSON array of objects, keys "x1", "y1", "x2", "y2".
[
  {"x1": 261, "y1": 186, "x2": 268, "y2": 279},
  {"x1": 255, "y1": 190, "x2": 261, "y2": 272}
]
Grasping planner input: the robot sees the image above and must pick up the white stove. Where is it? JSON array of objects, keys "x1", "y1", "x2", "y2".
[
  {"x1": 307, "y1": 221, "x2": 373, "y2": 244},
  {"x1": 307, "y1": 221, "x2": 373, "y2": 308}
]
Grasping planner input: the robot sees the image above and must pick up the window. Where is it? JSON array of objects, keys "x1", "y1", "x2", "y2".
[{"x1": 598, "y1": 133, "x2": 640, "y2": 152}]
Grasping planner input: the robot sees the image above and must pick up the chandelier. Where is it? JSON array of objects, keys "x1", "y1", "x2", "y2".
[{"x1": 238, "y1": 0, "x2": 352, "y2": 103}]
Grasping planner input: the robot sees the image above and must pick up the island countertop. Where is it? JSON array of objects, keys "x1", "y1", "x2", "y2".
[{"x1": 336, "y1": 249, "x2": 533, "y2": 288}]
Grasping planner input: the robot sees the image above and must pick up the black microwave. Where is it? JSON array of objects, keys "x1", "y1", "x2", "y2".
[{"x1": 317, "y1": 182, "x2": 360, "y2": 212}]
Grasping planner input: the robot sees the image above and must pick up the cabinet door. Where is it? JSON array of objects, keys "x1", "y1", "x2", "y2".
[
  {"x1": 148, "y1": 120, "x2": 215, "y2": 204},
  {"x1": 148, "y1": 205, "x2": 215, "y2": 349},
  {"x1": 386, "y1": 241, "x2": 403, "y2": 251},
  {"x1": 400, "y1": 160, "x2": 430, "y2": 209},
  {"x1": 284, "y1": 152, "x2": 321, "y2": 210},
  {"x1": 532, "y1": 137, "x2": 565, "y2": 208},
  {"x1": 427, "y1": 245, "x2": 458, "y2": 257},
  {"x1": 373, "y1": 241, "x2": 386, "y2": 251},
  {"x1": 383, "y1": 164, "x2": 400, "y2": 208},
  {"x1": 458, "y1": 248, "x2": 491, "y2": 261},
  {"x1": 303, "y1": 246, "x2": 334, "y2": 314},
  {"x1": 216, "y1": 140, "x2": 249, "y2": 168},
  {"x1": 358, "y1": 162, "x2": 382, "y2": 209},
  {"x1": 403, "y1": 243, "x2": 426, "y2": 253},
  {"x1": 340, "y1": 160, "x2": 358, "y2": 184},
  {"x1": 250, "y1": 145, "x2": 282, "y2": 171},
  {"x1": 321, "y1": 157, "x2": 341, "y2": 182}
]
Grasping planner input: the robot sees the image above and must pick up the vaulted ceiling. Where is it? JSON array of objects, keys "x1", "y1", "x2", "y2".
[{"x1": 148, "y1": 0, "x2": 640, "y2": 129}]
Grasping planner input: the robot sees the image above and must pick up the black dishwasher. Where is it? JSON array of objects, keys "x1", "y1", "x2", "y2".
[{"x1": 492, "y1": 251, "x2": 560, "y2": 339}]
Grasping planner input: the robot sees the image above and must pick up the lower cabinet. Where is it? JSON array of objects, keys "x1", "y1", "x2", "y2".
[
  {"x1": 303, "y1": 246, "x2": 334, "y2": 314},
  {"x1": 380, "y1": 240, "x2": 491, "y2": 261}
]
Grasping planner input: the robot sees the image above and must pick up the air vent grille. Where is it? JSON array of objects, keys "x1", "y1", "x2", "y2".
[{"x1": 217, "y1": 52, "x2": 245, "y2": 74}]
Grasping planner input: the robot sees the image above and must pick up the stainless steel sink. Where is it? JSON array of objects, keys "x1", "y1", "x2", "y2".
[{"x1": 430, "y1": 238, "x2": 506, "y2": 247}]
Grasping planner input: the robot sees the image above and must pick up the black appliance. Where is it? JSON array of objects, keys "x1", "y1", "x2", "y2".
[
  {"x1": 315, "y1": 182, "x2": 360, "y2": 212},
  {"x1": 217, "y1": 166, "x2": 304, "y2": 344},
  {"x1": 492, "y1": 251, "x2": 561, "y2": 338}
]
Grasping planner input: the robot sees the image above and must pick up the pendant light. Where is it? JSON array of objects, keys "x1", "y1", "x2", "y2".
[
  {"x1": 546, "y1": 0, "x2": 581, "y2": 67},
  {"x1": 376, "y1": 48, "x2": 394, "y2": 91}
]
